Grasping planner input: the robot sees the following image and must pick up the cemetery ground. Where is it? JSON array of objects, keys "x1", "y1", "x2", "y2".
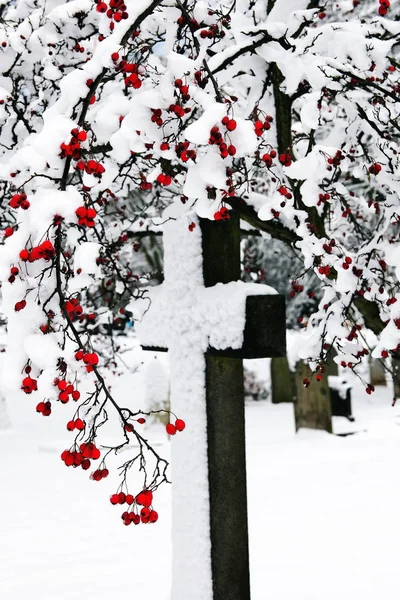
[{"x1": 1, "y1": 367, "x2": 400, "y2": 600}]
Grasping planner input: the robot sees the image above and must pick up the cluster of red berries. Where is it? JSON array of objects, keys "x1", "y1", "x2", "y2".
[
  {"x1": 209, "y1": 120, "x2": 237, "y2": 158},
  {"x1": 157, "y1": 173, "x2": 172, "y2": 186},
  {"x1": 318, "y1": 265, "x2": 331, "y2": 276},
  {"x1": 67, "y1": 418, "x2": 85, "y2": 431},
  {"x1": 322, "y1": 238, "x2": 336, "y2": 254},
  {"x1": 91, "y1": 468, "x2": 109, "y2": 481},
  {"x1": 139, "y1": 175, "x2": 152, "y2": 191},
  {"x1": 22, "y1": 376, "x2": 38, "y2": 394},
  {"x1": 167, "y1": 102, "x2": 186, "y2": 118},
  {"x1": 277, "y1": 185, "x2": 292, "y2": 200},
  {"x1": 347, "y1": 324, "x2": 362, "y2": 342},
  {"x1": 386, "y1": 296, "x2": 397, "y2": 306},
  {"x1": 151, "y1": 108, "x2": 163, "y2": 126},
  {"x1": 19, "y1": 240, "x2": 55, "y2": 263},
  {"x1": 342, "y1": 256, "x2": 353, "y2": 270},
  {"x1": 36, "y1": 401, "x2": 52, "y2": 416},
  {"x1": 378, "y1": 0, "x2": 390, "y2": 15},
  {"x1": 254, "y1": 116, "x2": 273, "y2": 137},
  {"x1": 60, "y1": 128, "x2": 87, "y2": 160},
  {"x1": 75, "y1": 349, "x2": 99, "y2": 372},
  {"x1": 75, "y1": 205, "x2": 97, "y2": 227},
  {"x1": 365, "y1": 383, "x2": 376, "y2": 395},
  {"x1": 61, "y1": 442, "x2": 101, "y2": 469},
  {"x1": 221, "y1": 116, "x2": 237, "y2": 131},
  {"x1": 175, "y1": 140, "x2": 196, "y2": 163},
  {"x1": 279, "y1": 153, "x2": 292, "y2": 167},
  {"x1": 9, "y1": 192, "x2": 29, "y2": 210},
  {"x1": 261, "y1": 149, "x2": 277, "y2": 167},
  {"x1": 200, "y1": 23, "x2": 224, "y2": 39},
  {"x1": 75, "y1": 160, "x2": 105, "y2": 177},
  {"x1": 166, "y1": 418, "x2": 185, "y2": 436},
  {"x1": 110, "y1": 490, "x2": 157, "y2": 525},
  {"x1": 214, "y1": 206, "x2": 230, "y2": 221},
  {"x1": 65, "y1": 298, "x2": 83, "y2": 321},
  {"x1": 8, "y1": 266, "x2": 19, "y2": 283},
  {"x1": 317, "y1": 192, "x2": 331, "y2": 206},
  {"x1": 174, "y1": 78, "x2": 190, "y2": 100},
  {"x1": 110, "y1": 53, "x2": 142, "y2": 88},
  {"x1": 368, "y1": 163, "x2": 381, "y2": 175},
  {"x1": 326, "y1": 150, "x2": 344, "y2": 169},
  {"x1": 95, "y1": 0, "x2": 128, "y2": 27},
  {"x1": 54, "y1": 378, "x2": 81, "y2": 403},
  {"x1": 289, "y1": 280, "x2": 304, "y2": 299}
]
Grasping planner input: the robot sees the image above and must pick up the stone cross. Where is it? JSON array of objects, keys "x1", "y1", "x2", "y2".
[{"x1": 136, "y1": 211, "x2": 285, "y2": 600}]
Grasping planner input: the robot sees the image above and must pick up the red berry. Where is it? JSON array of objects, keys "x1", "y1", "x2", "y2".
[
  {"x1": 149, "y1": 510, "x2": 158, "y2": 523},
  {"x1": 59, "y1": 391, "x2": 69, "y2": 403},
  {"x1": 166, "y1": 423, "x2": 177, "y2": 435},
  {"x1": 175, "y1": 419, "x2": 186, "y2": 431},
  {"x1": 226, "y1": 119, "x2": 237, "y2": 131},
  {"x1": 110, "y1": 494, "x2": 119, "y2": 505},
  {"x1": 67, "y1": 420, "x2": 75, "y2": 431},
  {"x1": 136, "y1": 490, "x2": 153, "y2": 507},
  {"x1": 81, "y1": 458, "x2": 91, "y2": 470}
]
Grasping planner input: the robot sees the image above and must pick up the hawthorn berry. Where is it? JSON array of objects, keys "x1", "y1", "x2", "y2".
[
  {"x1": 166, "y1": 423, "x2": 177, "y2": 435},
  {"x1": 175, "y1": 419, "x2": 186, "y2": 431},
  {"x1": 136, "y1": 490, "x2": 153, "y2": 507}
]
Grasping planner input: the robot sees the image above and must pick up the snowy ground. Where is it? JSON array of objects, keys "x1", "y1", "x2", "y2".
[{"x1": 1, "y1": 382, "x2": 400, "y2": 600}]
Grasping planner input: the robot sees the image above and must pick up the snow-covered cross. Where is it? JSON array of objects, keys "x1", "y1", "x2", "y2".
[{"x1": 136, "y1": 212, "x2": 285, "y2": 600}]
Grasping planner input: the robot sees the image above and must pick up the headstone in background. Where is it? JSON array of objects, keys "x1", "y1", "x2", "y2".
[
  {"x1": 294, "y1": 361, "x2": 332, "y2": 433},
  {"x1": 328, "y1": 376, "x2": 354, "y2": 422},
  {"x1": 370, "y1": 358, "x2": 387, "y2": 387}
]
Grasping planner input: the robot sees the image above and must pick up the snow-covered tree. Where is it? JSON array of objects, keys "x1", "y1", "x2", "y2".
[{"x1": 0, "y1": 0, "x2": 399, "y2": 520}]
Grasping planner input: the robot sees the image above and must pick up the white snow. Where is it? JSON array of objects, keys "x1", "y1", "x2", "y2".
[{"x1": 1, "y1": 381, "x2": 400, "y2": 600}]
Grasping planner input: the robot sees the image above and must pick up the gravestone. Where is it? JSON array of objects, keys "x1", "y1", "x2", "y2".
[
  {"x1": 370, "y1": 358, "x2": 387, "y2": 386},
  {"x1": 137, "y1": 211, "x2": 285, "y2": 600},
  {"x1": 294, "y1": 361, "x2": 332, "y2": 433}
]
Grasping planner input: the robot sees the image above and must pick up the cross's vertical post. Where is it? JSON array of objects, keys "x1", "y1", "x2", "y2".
[{"x1": 201, "y1": 213, "x2": 250, "y2": 600}]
